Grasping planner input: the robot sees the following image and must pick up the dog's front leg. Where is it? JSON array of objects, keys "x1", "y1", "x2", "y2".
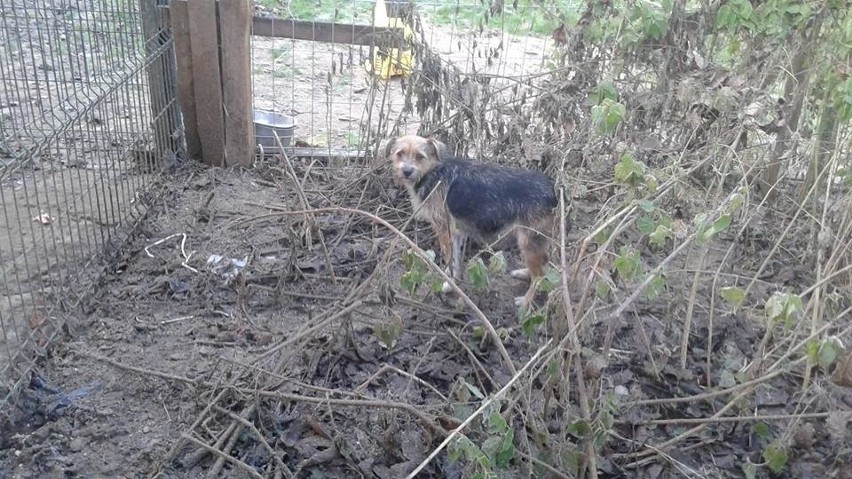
[{"x1": 441, "y1": 231, "x2": 467, "y2": 294}]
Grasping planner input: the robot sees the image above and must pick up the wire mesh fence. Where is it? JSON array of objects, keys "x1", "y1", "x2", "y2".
[
  {"x1": 248, "y1": 0, "x2": 569, "y2": 162},
  {"x1": 0, "y1": 0, "x2": 176, "y2": 411}
]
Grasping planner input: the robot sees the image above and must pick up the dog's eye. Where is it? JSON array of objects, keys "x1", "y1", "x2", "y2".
[{"x1": 415, "y1": 153, "x2": 425, "y2": 161}]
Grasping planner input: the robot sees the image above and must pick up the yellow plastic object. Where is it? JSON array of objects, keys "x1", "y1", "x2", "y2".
[{"x1": 365, "y1": 0, "x2": 415, "y2": 80}]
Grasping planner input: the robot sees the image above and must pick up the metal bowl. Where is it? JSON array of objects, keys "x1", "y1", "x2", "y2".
[{"x1": 253, "y1": 109, "x2": 296, "y2": 152}]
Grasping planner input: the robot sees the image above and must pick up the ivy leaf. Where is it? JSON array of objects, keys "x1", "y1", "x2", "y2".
[
  {"x1": 521, "y1": 314, "x2": 546, "y2": 337},
  {"x1": 763, "y1": 443, "x2": 788, "y2": 474},
  {"x1": 614, "y1": 246, "x2": 641, "y2": 280},
  {"x1": 467, "y1": 257, "x2": 490, "y2": 291},
  {"x1": 719, "y1": 286, "x2": 745, "y2": 309},
  {"x1": 487, "y1": 251, "x2": 507, "y2": 275},
  {"x1": 636, "y1": 215, "x2": 656, "y2": 235}
]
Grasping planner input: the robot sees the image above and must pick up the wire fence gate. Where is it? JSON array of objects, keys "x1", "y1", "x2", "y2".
[{"x1": 0, "y1": 0, "x2": 177, "y2": 413}]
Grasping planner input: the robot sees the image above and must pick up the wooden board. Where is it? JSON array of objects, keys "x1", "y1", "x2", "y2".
[
  {"x1": 264, "y1": 147, "x2": 367, "y2": 160},
  {"x1": 187, "y1": 0, "x2": 225, "y2": 166},
  {"x1": 169, "y1": 0, "x2": 201, "y2": 159},
  {"x1": 252, "y1": 17, "x2": 406, "y2": 46},
  {"x1": 219, "y1": 0, "x2": 253, "y2": 166}
]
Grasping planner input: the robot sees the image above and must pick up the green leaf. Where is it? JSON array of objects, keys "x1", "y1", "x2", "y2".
[
  {"x1": 752, "y1": 422, "x2": 771, "y2": 442},
  {"x1": 487, "y1": 412, "x2": 509, "y2": 433},
  {"x1": 567, "y1": 420, "x2": 592, "y2": 438},
  {"x1": 645, "y1": 273, "x2": 665, "y2": 300},
  {"x1": 763, "y1": 443, "x2": 788, "y2": 474},
  {"x1": 719, "y1": 286, "x2": 745, "y2": 308},
  {"x1": 818, "y1": 339, "x2": 841, "y2": 371},
  {"x1": 595, "y1": 280, "x2": 611, "y2": 299},
  {"x1": 636, "y1": 215, "x2": 656, "y2": 235},
  {"x1": 487, "y1": 251, "x2": 507, "y2": 275},
  {"x1": 806, "y1": 339, "x2": 821, "y2": 366},
  {"x1": 495, "y1": 429, "x2": 515, "y2": 468},
  {"x1": 648, "y1": 224, "x2": 672, "y2": 248},
  {"x1": 742, "y1": 461, "x2": 758, "y2": 479},
  {"x1": 592, "y1": 98, "x2": 626, "y2": 135},
  {"x1": 698, "y1": 214, "x2": 732, "y2": 243},
  {"x1": 400, "y1": 270, "x2": 422, "y2": 296},
  {"x1": 614, "y1": 246, "x2": 641, "y2": 280},
  {"x1": 539, "y1": 267, "x2": 561, "y2": 293},
  {"x1": 467, "y1": 257, "x2": 490, "y2": 292},
  {"x1": 614, "y1": 153, "x2": 645, "y2": 186},
  {"x1": 638, "y1": 199, "x2": 656, "y2": 212},
  {"x1": 765, "y1": 292, "x2": 803, "y2": 327},
  {"x1": 593, "y1": 81, "x2": 619, "y2": 104},
  {"x1": 522, "y1": 314, "x2": 546, "y2": 337}
]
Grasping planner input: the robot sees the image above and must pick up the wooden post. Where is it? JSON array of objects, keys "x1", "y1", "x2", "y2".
[
  {"x1": 187, "y1": 0, "x2": 225, "y2": 166},
  {"x1": 219, "y1": 0, "x2": 253, "y2": 166},
  {"x1": 170, "y1": 0, "x2": 201, "y2": 159},
  {"x1": 139, "y1": 0, "x2": 178, "y2": 155}
]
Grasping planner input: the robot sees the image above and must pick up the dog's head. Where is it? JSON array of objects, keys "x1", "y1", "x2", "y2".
[{"x1": 385, "y1": 135, "x2": 443, "y2": 186}]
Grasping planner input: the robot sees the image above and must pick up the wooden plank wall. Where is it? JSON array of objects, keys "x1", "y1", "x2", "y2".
[{"x1": 170, "y1": 0, "x2": 253, "y2": 166}]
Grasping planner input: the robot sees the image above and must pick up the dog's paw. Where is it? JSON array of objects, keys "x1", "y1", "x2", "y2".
[
  {"x1": 441, "y1": 281, "x2": 453, "y2": 294},
  {"x1": 514, "y1": 295, "x2": 529, "y2": 307},
  {"x1": 510, "y1": 268, "x2": 531, "y2": 280}
]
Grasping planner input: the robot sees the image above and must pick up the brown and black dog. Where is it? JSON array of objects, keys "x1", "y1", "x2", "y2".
[{"x1": 386, "y1": 134, "x2": 557, "y2": 307}]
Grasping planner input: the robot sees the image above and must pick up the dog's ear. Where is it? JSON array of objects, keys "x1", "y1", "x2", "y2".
[
  {"x1": 384, "y1": 138, "x2": 398, "y2": 160},
  {"x1": 425, "y1": 137, "x2": 443, "y2": 160}
]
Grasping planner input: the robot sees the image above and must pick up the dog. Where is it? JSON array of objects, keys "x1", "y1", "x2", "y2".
[{"x1": 387, "y1": 134, "x2": 557, "y2": 307}]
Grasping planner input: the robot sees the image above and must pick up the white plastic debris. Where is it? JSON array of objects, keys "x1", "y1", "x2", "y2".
[{"x1": 206, "y1": 254, "x2": 248, "y2": 284}]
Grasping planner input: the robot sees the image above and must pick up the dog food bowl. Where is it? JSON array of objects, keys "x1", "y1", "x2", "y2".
[{"x1": 254, "y1": 109, "x2": 296, "y2": 152}]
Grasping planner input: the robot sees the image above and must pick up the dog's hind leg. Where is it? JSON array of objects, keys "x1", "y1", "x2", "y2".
[{"x1": 514, "y1": 227, "x2": 549, "y2": 307}]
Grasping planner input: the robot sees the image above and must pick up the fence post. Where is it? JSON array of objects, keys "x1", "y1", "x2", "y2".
[
  {"x1": 170, "y1": 0, "x2": 202, "y2": 159},
  {"x1": 187, "y1": 0, "x2": 225, "y2": 166},
  {"x1": 139, "y1": 0, "x2": 178, "y2": 155},
  {"x1": 219, "y1": 0, "x2": 254, "y2": 166}
]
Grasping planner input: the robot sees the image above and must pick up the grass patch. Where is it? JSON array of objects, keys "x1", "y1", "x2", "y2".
[
  {"x1": 267, "y1": 0, "x2": 585, "y2": 37},
  {"x1": 420, "y1": 0, "x2": 583, "y2": 36}
]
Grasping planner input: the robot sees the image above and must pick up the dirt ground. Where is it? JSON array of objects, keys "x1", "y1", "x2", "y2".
[{"x1": 1, "y1": 152, "x2": 850, "y2": 478}]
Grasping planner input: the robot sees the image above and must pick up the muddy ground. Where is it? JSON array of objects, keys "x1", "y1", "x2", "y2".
[{"x1": 1, "y1": 151, "x2": 850, "y2": 478}]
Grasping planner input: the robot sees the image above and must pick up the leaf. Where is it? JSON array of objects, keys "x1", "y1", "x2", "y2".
[
  {"x1": 636, "y1": 215, "x2": 655, "y2": 235},
  {"x1": 467, "y1": 257, "x2": 490, "y2": 291},
  {"x1": 595, "y1": 280, "x2": 611, "y2": 299},
  {"x1": 464, "y1": 380, "x2": 485, "y2": 400},
  {"x1": 818, "y1": 339, "x2": 841, "y2": 371},
  {"x1": 742, "y1": 461, "x2": 758, "y2": 479},
  {"x1": 488, "y1": 412, "x2": 509, "y2": 433},
  {"x1": 763, "y1": 443, "x2": 788, "y2": 474},
  {"x1": 614, "y1": 246, "x2": 640, "y2": 280},
  {"x1": 538, "y1": 267, "x2": 561, "y2": 293},
  {"x1": 765, "y1": 292, "x2": 803, "y2": 326},
  {"x1": 719, "y1": 286, "x2": 745, "y2": 308},
  {"x1": 487, "y1": 251, "x2": 507, "y2": 275},
  {"x1": 648, "y1": 224, "x2": 672, "y2": 248},
  {"x1": 567, "y1": 420, "x2": 592, "y2": 438},
  {"x1": 614, "y1": 153, "x2": 645, "y2": 186},
  {"x1": 752, "y1": 422, "x2": 771, "y2": 442},
  {"x1": 495, "y1": 429, "x2": 515, "y2": 468},
  {"x1": 645, "y1": 273, "x2": 665, "y2": 300},
  {"x1": 400, "y1": 269, "x2": 422, "y2": 296},
  {"x1": 592, "y1": 98, "x2": 626, "y2": 135},
  {"x1": 638, "y1": 199, "x2": 656, "y2": 212},
  {"x1": 522, "y1": 314, "x2": 546, "y2": 337},
  {"x1": 806, "y1": 339, "x2": 821, "y2": 366},
  {"x1": 698, "y1": 214, "x2": 732, "y2": 242}
]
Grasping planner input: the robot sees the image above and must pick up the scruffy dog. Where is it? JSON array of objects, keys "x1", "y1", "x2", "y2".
[{"x1": 387, "y1": 134, "x2": 557, "y2": 307}]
